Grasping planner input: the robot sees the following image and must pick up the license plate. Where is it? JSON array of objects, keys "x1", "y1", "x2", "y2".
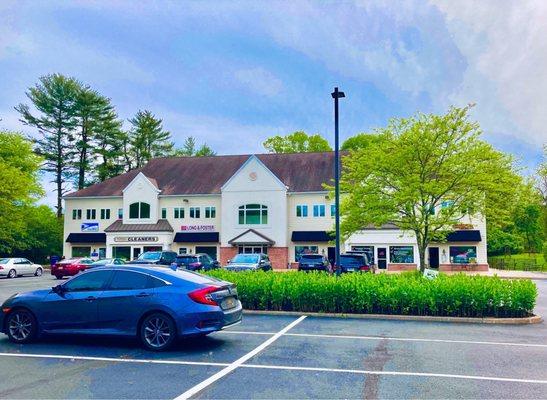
[
  {"x1": 347, "y1": 268, "x2": 355, "y2": 272},
  {"x1": 221, "y1": 297, "x2": 237, "y2": 310}
]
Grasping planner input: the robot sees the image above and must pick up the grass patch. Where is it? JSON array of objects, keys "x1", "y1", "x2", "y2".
[
  {"x1": 488, "y1": 253, "x2": 546, "y2": 272},
  {"x1": 208, "y1": 270, "x2": 537, "y2": 318}
]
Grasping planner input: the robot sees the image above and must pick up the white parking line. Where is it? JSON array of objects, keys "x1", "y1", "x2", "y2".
[
  {"x1": 220, "y1": 330, "x2": 547, "y2": 348},
  {"x1": 241, "y1": 363, "x2": 547, "y2": 385},
  {"x1": 0, "y1": 352, "x2": 230, "y2": 367},
  {"x1": 174, "y1": 315, "x2": 307, "y2": 400},
  {"x1": 0, "y1": 351, "x2": 545, "y2": 386}
]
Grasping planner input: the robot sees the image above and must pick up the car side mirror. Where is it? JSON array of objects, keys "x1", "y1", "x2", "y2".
[{"x1": 52, "y1": 284, "x2": 64, "y2": 294}]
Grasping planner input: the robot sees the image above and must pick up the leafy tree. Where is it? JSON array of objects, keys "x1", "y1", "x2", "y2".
[
  {"x1": 514, "y1": 204, "x2": 543, "y2": 254},
  {"x1": 341, "y1": 132, "x2": 387, "y2": 151},
  {"x1": 487, "y1": 226, "x2": 523, "y2": 256},
  {"x1": 339, "y1": 106, "x2": 520, "y2": 272},
  {"x1": 15, "y1": 74, "x2": 80, "y2": 217},
  {"x1": 128, "y1": 110, "x2": 173, "y2": 168},
  {"x1": 0, "y1": 131, "x2": 43, "y2": 253},
  {"x1": 172, "y1": 136, "x2": 216, "y2": 157},
  {"x1": 263, "y1": 131, "x2": 332, "y2": 153}
]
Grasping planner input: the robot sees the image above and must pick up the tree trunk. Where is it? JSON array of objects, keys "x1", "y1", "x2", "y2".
[{"x1": 418, "y1": 244, "x2": 427, "y2": 273}]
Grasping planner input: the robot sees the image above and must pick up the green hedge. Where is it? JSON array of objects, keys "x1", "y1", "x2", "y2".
[{"x1": 208, "y1": 270, "x2": 537, "y2": 318}]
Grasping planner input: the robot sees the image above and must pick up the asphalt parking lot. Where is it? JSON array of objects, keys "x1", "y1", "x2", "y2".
[{"x1": 0, "y1": 275, "x2": 546, "y2": 399}]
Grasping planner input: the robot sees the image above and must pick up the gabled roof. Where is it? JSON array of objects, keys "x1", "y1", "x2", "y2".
[
  {"x1": 228, "y1": 229, "x2": 275, "y2": 245},
  {"x1": 65, "y1": 152, "x2": 341, "y2": 198}
]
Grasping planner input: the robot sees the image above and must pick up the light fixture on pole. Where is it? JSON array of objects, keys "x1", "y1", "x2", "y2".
[{"x1": 331, "y1": 87, "x2": 345, "y2": 276}]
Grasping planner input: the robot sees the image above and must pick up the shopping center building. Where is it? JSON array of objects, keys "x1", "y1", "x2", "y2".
[{"x1": 63, "y1": 152, "x2": 488, "y2": 271}]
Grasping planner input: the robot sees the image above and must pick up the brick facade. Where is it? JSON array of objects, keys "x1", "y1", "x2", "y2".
[
  {"x1": 268, "y1": 247, "x2": 289, "y2": 269},
  {"x1": 439, "y1": 264, "x2": 489, "y2": 272},
  {"x1": 387, "y1": 264, "x2": 417, "y2": 272},
  {"x1": 219, "y1": 247, "x2": 238, "y2": 267}
]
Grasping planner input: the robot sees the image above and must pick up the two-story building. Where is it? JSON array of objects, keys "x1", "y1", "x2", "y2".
[{"x1": 63, "y1": 152, "x2": 488, "y2": 271}]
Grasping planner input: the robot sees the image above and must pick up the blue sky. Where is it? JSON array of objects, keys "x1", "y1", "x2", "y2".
[{"x1": 1, "y1": 1, "x2": 545, "y2": 204}]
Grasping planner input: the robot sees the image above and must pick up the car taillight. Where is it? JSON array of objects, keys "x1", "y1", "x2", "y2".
[
  {"x1": 189, "y1": 262, "x2": 202, "y2": 268},
  {"x1": 0, "y1": 266, "x2": 3, "y2": 270},
  {"x1": 359, "y1": 266, "x2": 369, "y2": 271},
  {"x1": 188, "y1": 286, "x2": 221, "y2": 306}
]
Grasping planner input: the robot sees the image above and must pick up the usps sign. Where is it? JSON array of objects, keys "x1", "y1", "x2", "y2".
[{"x1": 81, "y1": 222, "x2": 99, "y2": 232}]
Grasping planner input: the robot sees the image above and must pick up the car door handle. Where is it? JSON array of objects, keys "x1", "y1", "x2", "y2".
[
  {"x1": 85, "y1": 296, "x2": 96, "y2": 302},
  {"x1": 136, "y1": 292, "x2": 151, "y2": 298}
]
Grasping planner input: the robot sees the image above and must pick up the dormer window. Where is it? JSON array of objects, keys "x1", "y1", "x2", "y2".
[{"x1": 129, "y1": 202, "x2": 151, "y2": 219}]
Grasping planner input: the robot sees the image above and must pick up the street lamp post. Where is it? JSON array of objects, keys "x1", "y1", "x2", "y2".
[{"x1": 331, "y1": 87, "x2": 345, "y2": 276}]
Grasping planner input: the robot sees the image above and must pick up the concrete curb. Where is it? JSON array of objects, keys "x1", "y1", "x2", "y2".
[{"x1": 243, "y1": 310, "x2": 543, "y2": 325}]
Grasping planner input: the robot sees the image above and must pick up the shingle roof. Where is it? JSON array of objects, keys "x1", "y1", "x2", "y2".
[
  {"x1": 65, "y1": 152, "x2": 339, "y2": 198},
  {"x1": 104, "y1": 219, "x2": 174, "y2": 232}
]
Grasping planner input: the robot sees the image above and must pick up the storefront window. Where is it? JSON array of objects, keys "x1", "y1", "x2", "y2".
[
  {"x1": 72, "y1": 246, "x2": 91, "y2": 258},
  {"x1": 238, "y1": 204, "x2": 268, "y2": 224},
  {"x1": 449, "y1": 246, "x2": 477, "y2": 264},
  {"x1": 295, "y1": 245, "x2": 319, "y2": 262},
  {"x1": 238, "y1": 245, "x2": 268, "y2": 254},
  {"x1": 178, "y1": 247, "x2": 188, "y2": 255},
  {"x1": 351, "y1": 246, "x2": 375, "y2": 264},
  {"x1": 112, "y1": 246, "x2": 131, "y2": 261},
  {"x1": 389, "y1": 246, "x2": 414, "y2": 263},
  {"x1": 129, "y1": 202, "x2": 150, "y2": 219}
]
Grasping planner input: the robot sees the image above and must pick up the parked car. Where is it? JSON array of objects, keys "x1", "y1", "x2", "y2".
[
  {"x1": 127, "y1": 251, "x2": 177, "y2": 266},
  {"x1": 0, "y1": 258, "x2": 43, "y2": 279},
  {"x1": 0, "y1": 266, "x2": 242, "y2": 351},
  {"x1": 87, "y1": 258, "x2": 125, "y2": 269},
  {"x1": 51, "y1": 258, "x2": 94, "y2": 279},
  {"x1": 175, "y1": 254, "x2": 220, "y2": 271},
  {"x1": 297, "y1": 254, "x2": 331, "y2": 272},
  {"x1": 339, "y1": 253, "x2": 372, "y2": 273},
  {"x1": 224, "y1": 253, "x2": 272, "y2": 272}
]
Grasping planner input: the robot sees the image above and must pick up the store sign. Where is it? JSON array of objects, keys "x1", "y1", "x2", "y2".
[
  {"x1": 114, "y1": 236, "x2": 159, "y2": 243},
  {"x1": 454, "y1": 223, "x2": 474, "y2": 230},
  {"x1": 81, "y1": 222, "x2": 99, "y2": 232},
  {"x1": 181, "y1": 225, "x2": 215, "y2": 232}
]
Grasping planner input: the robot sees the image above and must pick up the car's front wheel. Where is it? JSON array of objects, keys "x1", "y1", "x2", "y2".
[
  {"x1": 6, "y1": 309, "x2": 37, "y2": 344},
  {"x1": 140, "y1": 313, "x2": 176, "y2": 351},
  {"x1": 34, "y1": 268, "x2": 43, "y2": 277}
]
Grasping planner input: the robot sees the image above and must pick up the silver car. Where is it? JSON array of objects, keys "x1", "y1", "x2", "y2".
[
  {"x1": 0, "y1": 258, "x2": 44, "y2": 278},
  {"x1": 224, "y1": 253, "x2": 272, "y2": 272}
]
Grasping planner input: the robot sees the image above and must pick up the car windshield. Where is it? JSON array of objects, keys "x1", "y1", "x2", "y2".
[
  {"x1": 300, "y1": 255, "x2": 323, "y2": 261},
  {"x1": 80, "y1": 259, "x2": 94, "y2": 264},
  {"x1": 231, "y1": 254, "x2": 259, "y2": 264},
  {"x1": 138, "y1": 252, "x2": 162, "y2": 261},
  {"x1": 177, "y1": 256, "x2": 199, "y2": 264},
  {"x1": 0, "y1": 258, "x2": 9, "y2": 264},
  {"x1": 340, "y1": 255, "x2": 365, "y2": 266}
]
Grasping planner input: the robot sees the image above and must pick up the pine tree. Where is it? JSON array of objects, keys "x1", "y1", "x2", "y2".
[
  {"x1": 128, "y1": 110, "x2": 173, "y2": 168},
  {"x1": 94, "y1": 108, "x2": 125, "y2": 181},
  {"x1": 15, "y1": 74, "x2": 79, "y2": 217},
  {"x1": 172, "y1": 136, "x2": 216, "y2": 157}
]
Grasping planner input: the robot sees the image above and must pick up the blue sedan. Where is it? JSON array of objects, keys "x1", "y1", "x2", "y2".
[{"x1": 0, "y1": 266, "x2": 242, "y2": 351}]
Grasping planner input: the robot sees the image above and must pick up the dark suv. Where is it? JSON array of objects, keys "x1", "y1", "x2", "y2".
[
  {"x1": 175, "y1": 254, "x2": 220, "y2": 271},
  {"x1": 339, "y1": 253, "x2": 372, "y2": 273},
  {"x1": 297, "y1": 254, "x2": 331, "y2": 272},
  {"x1": 127, "y1": 251, "x2": 177, "y2": 266}
]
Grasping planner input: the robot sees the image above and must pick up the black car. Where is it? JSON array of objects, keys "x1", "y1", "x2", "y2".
[
  {"x1": 339, "y1": 253, "x2": 372, "y2": 273},
  {"x1": 297, "y1": 254, "x2": 331, "y2": 272},
  {"x1": 175, "y1": 254, "x2": 220, "y2": 271},
  {"x1": 127, "y1": 251, "x2": 177, "y2": 266}
]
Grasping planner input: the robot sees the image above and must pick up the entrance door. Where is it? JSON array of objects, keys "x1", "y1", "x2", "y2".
[
  {"x1": 327, "y1": 247, "x2": 335, "y2": 266},
  {"x1": 132, "y1": 247, "x2": 141, "y2": 260},
  {"x1": 428, "y1": 247, "x2": 439, "y2": 269},
  {"x1": 377, "y1": 247, "x2": 387, "y2": 269},
  {"x1": 196, "y1": 246, "x2": 218, "y2": 260}
]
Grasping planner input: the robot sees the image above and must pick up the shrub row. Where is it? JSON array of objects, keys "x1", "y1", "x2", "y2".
[{"x1": 208, "y1": 270, "x2": 537, "y2": 318}]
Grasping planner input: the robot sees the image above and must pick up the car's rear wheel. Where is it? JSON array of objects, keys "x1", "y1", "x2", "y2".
[
  {"x1": 6, "y1": 309, "x2": 37, "y2": 343},
  {"x1": 140, "y1": 313, "x2": 176, "y2": 351},
  {"x1": 55, "y1": 275, "x2": 63, "y2": 279},
  {"x1": 7, "y1": 269, "x2": 16, "y2": 279},
  {"x1": 34, "y1": 268, "x2": 43, "y2": 277}
]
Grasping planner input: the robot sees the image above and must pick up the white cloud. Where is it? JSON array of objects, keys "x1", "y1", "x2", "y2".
[
  {"x1": 433, "y1": 0, "x2": 547, "y2": 147},
  {"x1": 234, "y1": 67, "x2": 284, "y2": 97}
]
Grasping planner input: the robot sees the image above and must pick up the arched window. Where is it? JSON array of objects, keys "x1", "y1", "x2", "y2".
[
  {"x1": 129, "y1": 202, "x2": 151, "y2": 219},
  {"x1": 238, "y1": 204, "x2": 268, "y2": 225}
]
